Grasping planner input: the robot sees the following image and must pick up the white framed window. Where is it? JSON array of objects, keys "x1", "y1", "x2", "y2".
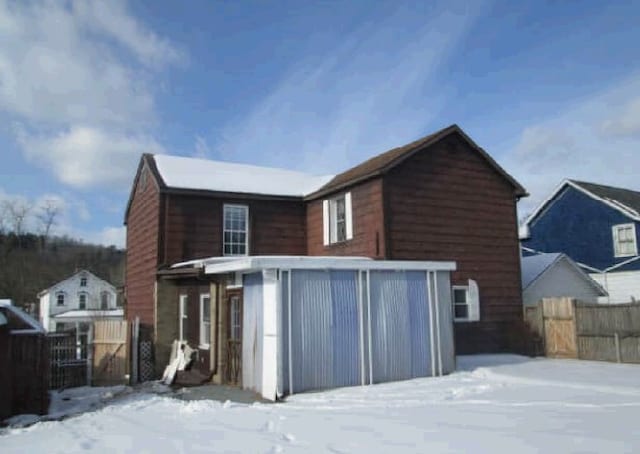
[
  {"x1": 199, "y1": 293, "x2": 211, "y2": 349},
  {"x1": 179, "y1": 294, "x2": 188, "y2": 342},
  {"x1": 100, "y1": 292, "x2": 110, "y2": 310},
  {"x1": 78, "y1": 292, "x2": 87, "y2": 310},
  {"x1": 80, "y1": 276, "x2": 87, "y2": 287},
  {"x1": 322, "y1": 192, "x2": 353, "y2": 245},
  {"x1": 452, "y1": 286, "x2": 469, "y2": 321},
  {"x1": 223, "y1": 204, "x2": 249, "y2": 256},
  {"x1": 452, "y1": 280, "x2": 480, "y2": 322},
  {"x1": 612, "y1": 223, "x2": 637, "y2": 257},
  {"x1": 56, "y1": 292, "x2": 65, "y2": 306}
]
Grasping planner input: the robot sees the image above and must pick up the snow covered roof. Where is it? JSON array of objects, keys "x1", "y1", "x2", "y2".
[
  {"x1": 170, "y1": 255, "x2": 456, "y2": 274},
  {"x1": 521, "y1": 253, "x2": 607, "y2": 295},
  {"x1": 53, "y1": 309, "x2": 124, "y2": 319},
  {"x1": 521, "y1": 253, "x2": 563, "y2": 289},
  {"x1": 0, "y1": 300, "x2": 45, "y2": 333},
  {"x1": 153, "y1": 154, "x2": 334, "y2": 197}
]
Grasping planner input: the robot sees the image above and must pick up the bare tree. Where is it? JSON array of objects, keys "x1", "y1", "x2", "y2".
[
  {"x1": 3, "y1": 198, "x2": 32, "y2": 236},
  {"x1": 36, "y1": 198, "x2": 61, "y2": 242}
]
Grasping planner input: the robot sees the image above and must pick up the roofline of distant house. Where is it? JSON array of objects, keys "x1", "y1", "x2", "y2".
[{"x1": 523, "y1": 179, "x2": 640, "y2": 233}]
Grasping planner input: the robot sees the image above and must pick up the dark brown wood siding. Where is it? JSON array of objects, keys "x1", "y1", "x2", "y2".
[
  {"x1": 163, "y1": 194, "x2": 307, "y2": 265},
  {"x1": 307, "y1": 178, "x2": 386, "y2": 258},
  {"x1": 125, "y1": 166, "x2": 160, "y2": 327},
  {"x1": 384, "y1": 134, "x2": 523, "y2": 353}
]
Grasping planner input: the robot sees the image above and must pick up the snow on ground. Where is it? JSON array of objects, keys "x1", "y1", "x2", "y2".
[{"x1": 2, "y1": 355, "x2": 640, "y2": 453}]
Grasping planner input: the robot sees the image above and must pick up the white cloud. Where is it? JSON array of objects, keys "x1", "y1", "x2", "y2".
[
  {"x1": 193, "y1": 135, "x2": 211, "y2": 159},
  {"x1": 17, "y1": 125, "x2": 164, "y2": 188},
  {"x1": 84, "y1": 226, "x2": 127, "y2": 249},
  {"x1": 212, "y1": 2, "x2": 484, "y2": 174},
  {"x1": 502, "y1": 74, "x2": 640, "y2": 217},
  {"x1": 0, "y1": 0, "x2": 181, "y2": 188}
]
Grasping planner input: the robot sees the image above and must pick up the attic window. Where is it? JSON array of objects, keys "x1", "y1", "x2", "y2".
[
  {"x1": 56, "y1": 292, "x2": 65, "y2": 306},
  {"x1": 80, "y1": 276, "x2": 87, "y2": 287},
  {"x1": 322, "y1": 192, "x2": 353, "y2": 245},
  {"x1": 612, "y1": 223, "x2": 637, "y2": 258}
]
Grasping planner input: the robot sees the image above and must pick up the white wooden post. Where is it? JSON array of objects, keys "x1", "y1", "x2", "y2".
[{"x1": 87, "y1": 323, "x2": 94, "y2": 386}]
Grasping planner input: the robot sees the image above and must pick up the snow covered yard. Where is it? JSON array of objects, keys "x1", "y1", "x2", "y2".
[{"x1": 2, "y1": 355, "x2": 640, "y2": 453}]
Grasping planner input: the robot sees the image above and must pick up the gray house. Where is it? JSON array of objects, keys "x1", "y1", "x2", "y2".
[{"x1": 521, "y1": 253, "x2": 607, "y2": 306}]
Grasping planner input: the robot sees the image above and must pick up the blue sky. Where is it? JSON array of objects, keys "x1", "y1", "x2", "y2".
[{"x1": 1, "y1": 0, "x2": 639, "y2": 247}]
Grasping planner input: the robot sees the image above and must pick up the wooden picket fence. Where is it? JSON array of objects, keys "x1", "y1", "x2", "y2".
[
  {"x1": 92, "y1": 320, "x2": 129, "y2": 386},
  {"x1": 525, "y1": 298, "x2": 640, "y2": 363}
]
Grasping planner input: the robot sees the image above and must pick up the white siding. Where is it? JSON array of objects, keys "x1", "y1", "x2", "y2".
[
  {"x1": 524, "y1": 258, "x2": 602, "y2": 306},
  {"x1": 39, "y1": 271, "x2": 119, "y2": 331},
  {"x1": 590, "y1": 270, "x2": 640, "y2": 304}
]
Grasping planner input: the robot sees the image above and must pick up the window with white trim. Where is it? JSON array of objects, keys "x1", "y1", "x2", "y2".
[
  {"x1": 612, "y1": 223, "x2": 637, "y2": 257},
  {"x1": 80, "y1": 275, "x2": 87, "y2": 287},
  {"x1": 56, "y1": 292, "x2": 65, "y2": 306},
  {"x1": 179, "y1": 294, "x2": 188, "y2": 342},
  {"x1": 78, "y1": 292, "x2": 87, "y2": 310},
  {"x1": 322, "y1": 192, "x2": 353, "y2": 245},
  {"x1": 452, "y1": 280, "x2": 481, "y2": 322},
  {"x1": 452, "y1": 286, "x2": 469, "y2": 320},
  {"x1": 223, "y1": 204, "x2": 249, "y2": 256},
  {"x1": 199, "y1": 293, "x2": 211, "y2": 348}
]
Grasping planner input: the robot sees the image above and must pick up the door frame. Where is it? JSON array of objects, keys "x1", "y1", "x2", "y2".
[{"x1": 225, "y1": 289, "x2": 243, "y2": 385}]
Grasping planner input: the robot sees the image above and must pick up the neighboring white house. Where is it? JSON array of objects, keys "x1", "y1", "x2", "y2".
[
  {"x1": 521, "y1": 253, "x2": 607, "y2": 306},
  {"x1": 39, "y1": 270, "x2": 122, "y2": 332}
]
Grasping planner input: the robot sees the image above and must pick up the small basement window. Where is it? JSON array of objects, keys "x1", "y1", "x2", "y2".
[
  {"x1": 323, "y1": 192, "x2": 353, "y2": 245},
  {"x1": 223, "y1": 204, "x2": 249, "y2": 256},
  {"x1": 612, "y1": 223, "x2": 637, "y2": 258}
]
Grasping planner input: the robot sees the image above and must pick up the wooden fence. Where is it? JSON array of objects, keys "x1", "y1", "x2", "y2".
[
  {"x1": 48, "y1": 331, "x2": 90, "y2": 389},
  {"x1": 8, "y1": 332, "x2": 50, "y2": 416},
  {"x1": 92, "y1": 320, "x2": 129, "y2": 386},
  {"x1": 525, "y1": 298, "x2": 640, "y2": 363}
]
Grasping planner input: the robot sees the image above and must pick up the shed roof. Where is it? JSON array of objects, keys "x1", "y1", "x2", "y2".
[
  {"x1": 171, "y1": 255, "x2": 456, "y2": 274},
  {"x1": 521, "y1": 253, "x2": 607, "y2": 295}
]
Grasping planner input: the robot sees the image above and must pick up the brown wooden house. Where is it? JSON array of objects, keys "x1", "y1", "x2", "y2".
[{"x1": 124, "y1": 124, "x2": 527, "y2": 382}]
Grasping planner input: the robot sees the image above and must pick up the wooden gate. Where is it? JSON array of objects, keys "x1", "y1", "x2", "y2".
[
  {"x1": 48, "y1": 331, "x2": 89, "y2": 389},
  {"x1": 93, "y1": 320, "x2": 129, "y2": 386},
  {"x1": 542, "y1": 298, "x2": 578, "y2": 358}
]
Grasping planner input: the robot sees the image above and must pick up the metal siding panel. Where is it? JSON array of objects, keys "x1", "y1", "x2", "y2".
[
  {"x1": 406, "y1": 271, "x2": 430, "y2": 377},
  {"x1": 291, "y1": 270, "x2": 333, "y2": 392},
  {"x1": 370, "y1": 271, "x2": 412, "y2": 383},
  {"x1": 329, "y1": 270, "x2": 360, "y2": 387},
  {"x1": 242, "y1": 272, "x2": 263, "y2": 393},
  {"x1": 435, "y1": 271, "x2": 456, "y2": 374}
]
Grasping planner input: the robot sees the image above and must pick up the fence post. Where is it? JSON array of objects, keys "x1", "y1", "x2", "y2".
[
  {"x1": 87, "y1": 323, "x2": 94, "y2": 386},
  {"x1": 131, "y1": 316, "x2": 139, "y2": 384},
  {"x1": 614, "y1": 332, "x2": 621, "y2": 363}
]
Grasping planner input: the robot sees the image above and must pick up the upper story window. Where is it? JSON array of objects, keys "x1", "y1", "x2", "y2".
[
  {"x1": 78, "y1": 292, "x2": 87, "y2": 310},
  {"x1": 101, "y1": 292, "x2": 110, "y2": 310},
  {"x1": 612, "y1": 223, "x2": 637, "y2": 258},
  {"x1": 322, "y1": 192, "x2": 353, "y2": 245},
  {"x1": 223, "y1": 204, "x2": 248, "y2": 256},
  {"x1": 56, "y1": 292, "x2": 65, "y2": 306},
  {"x1": 80, "y1": 276, "x2": 87, "y2": 287}
]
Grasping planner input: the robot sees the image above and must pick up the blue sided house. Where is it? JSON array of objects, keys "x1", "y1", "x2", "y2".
[{"x1": 520, "y1": 179, "x2": 640, "y2": 304}]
